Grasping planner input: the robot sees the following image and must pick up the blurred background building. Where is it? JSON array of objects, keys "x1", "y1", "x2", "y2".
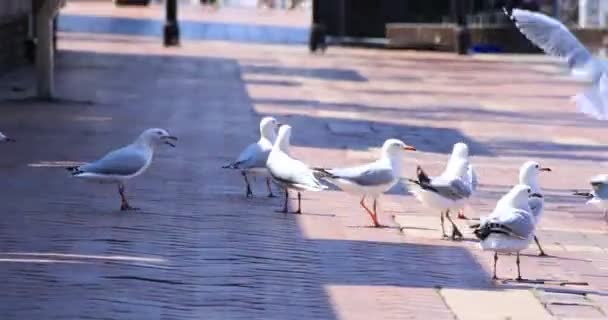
[{"x1": 1, "y1": 0, "x2": 608, "y2": 88}]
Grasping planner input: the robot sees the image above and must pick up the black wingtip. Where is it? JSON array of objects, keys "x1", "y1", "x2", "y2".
[
  {"x1": 66, "y1": 166, "x2": 83, "y2": 175},
  {"x1": 416, "y1": 166, "x2": 431, "y2": 184},
  {"x1": 222, "y1": 162, "x2": 239, "y2": 169},
  {"x1": 473, "y1": 224, "x2": 490, "y2": 240},
  {"x1": 313, "y1": 168, "x2": 336, "y2": 179},
  {"x1": 573, "y1": 190, "x2": 593, "y2": 198}
]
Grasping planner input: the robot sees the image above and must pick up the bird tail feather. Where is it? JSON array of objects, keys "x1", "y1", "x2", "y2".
[
  {"x1": 222, "y1": 162, "x2": 240, "y2": 169},
  {"x1": 573, "y1": 190, "x2": 593, "y2": 199},
  {"x1": 572, "y1": 74, "x2": 608, "y2": 121},
  {"x1": 473, "y1": 222, "x2": 525, "y2": 241},
  {"x1": 312, "y1": 168, "x2": 337, "y2": 179},
  {"x1": 66, "y1": 166, "x2": 83, "y2": 175}
]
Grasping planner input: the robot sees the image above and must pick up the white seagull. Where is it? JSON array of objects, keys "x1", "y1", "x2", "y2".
[
  {"x1": 474, "y1": 184, "x2": 536, "y2": 281},
  {"x1": 67, "y1": 128, "x2": 178, "y2": 211},
  {"x1": 317, "y1": 139, "x2": 417, "y2": 227},
  {"x1": 266, "y1": 125, "x2": 329, "y2": 214},
  {"x1": 406, "y1": 158, "x2": 473, "y2": 240},
  {"x1": 519, "y1": 161, "x2": 551, "y2": 256},
  {"x1": 574, "y1": 175, "x2": 608, "y2": 222},
  {"x1": 506, "y1": 8, "x2": 608, "y2": 120},
  {"x1": 447, "y1": 142, "x2": 478, "y2": 219},
  {"x1": 472, "y1": 161, "x2": 551, "y2": 255},
  {"x1": 223, "y1": 116, "x2": 281, "y2": 198}
]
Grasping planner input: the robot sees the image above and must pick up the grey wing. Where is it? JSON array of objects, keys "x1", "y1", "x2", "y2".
[
  {"x1": 510, "y1": 9, "x2": 594, "y2": 70},
  {"x1": 329, "y1": 164, "x2": 394, "y2": 187},
  {"x1": 492, "y1": 209, "x2": 535, "y2": 239},
  {"x1": 430, "y1": 177, "x2": 472, "y2": 200},
  {"x1": 267, "y1": 152, "x2": 325, "y2": 190},
  {"x1": 80, "y1": 146, "x2": 148, "y2": 176},
  {"x1": 235, "y1": 143, "x2": 268, "y2": 169}
]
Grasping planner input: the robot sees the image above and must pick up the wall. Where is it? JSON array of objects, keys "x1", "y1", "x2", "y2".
[{"x1": 0, "y1": 0, "x2": 31, "y2": 74}]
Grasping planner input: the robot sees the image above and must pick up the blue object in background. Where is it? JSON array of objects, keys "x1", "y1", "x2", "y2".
[{"x1": 469, "y1": 44, "x2": 503, "y2": 53}]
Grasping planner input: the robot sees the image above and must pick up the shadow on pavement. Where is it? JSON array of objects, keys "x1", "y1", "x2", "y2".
[{"x1": 0, "y1": 48, "x2": 498, "y2": 319}]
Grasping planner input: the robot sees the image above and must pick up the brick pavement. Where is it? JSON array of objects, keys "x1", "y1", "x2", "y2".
[{"x1": 1, "y1": 1, "x2": 608, "y2": 319}]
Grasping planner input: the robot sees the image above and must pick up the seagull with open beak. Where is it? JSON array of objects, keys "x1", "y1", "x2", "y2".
[{"x1": 67, "y1": 128, "x2": 177, "y2": 211}]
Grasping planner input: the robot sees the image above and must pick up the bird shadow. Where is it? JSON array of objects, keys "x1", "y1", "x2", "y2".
[
  {"x1": 501, "y1": 278, "x2": 589, "y2": 287},
  {"x1": 397, "y1": 226, "x2": 436, "y2": 231},
  {"x1": 347, "y1": 225, "x2": 401, "y2": 230}
]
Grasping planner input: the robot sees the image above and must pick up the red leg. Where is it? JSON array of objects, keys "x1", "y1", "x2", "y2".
[{"x1": 359, "y1": 196, "x2": 380, "y2": 227}]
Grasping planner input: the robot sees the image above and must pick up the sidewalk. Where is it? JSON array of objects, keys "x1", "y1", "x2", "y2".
[{"x1": 1, "y1": 2, "x2": 608, "y2": 319}]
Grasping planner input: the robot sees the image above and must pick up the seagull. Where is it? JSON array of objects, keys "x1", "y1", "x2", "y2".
[
  {"x1": 505, "y1": 8, "x2": 608, "y2": 120},
  {"x1": 0, "y1": 131, "x2": 15, "y2": 142},
  {"x1": 266, "y1": 125, "x2": 329, "y2": 214},
  {"x1": 223, "y1": 117, "x2": 281, "y2": 198},
  {"x1": 447, "y1": 142, "x2": 478, "y2": 219},
  {"x1": 471, "y1": 161, "x2": 551, "y2": 256},
  {"x1": 519, "y1": 161, "x2": 551, "y2": 256},
  {"x1": 406, "y1": 158, "x2": 473, "y2": 240},
  {"x1": 474, "y1": 184, "x2": 536, "y2": 281},
  {"x1": 316, "y1": 139, "x2": 416, "y2": 227},
  {"x1": 573, "y1": 175, "x2": 608, "y2": 222},
  {"x1": 66, "y1": 128, "x2": 178, "y2": 211}
]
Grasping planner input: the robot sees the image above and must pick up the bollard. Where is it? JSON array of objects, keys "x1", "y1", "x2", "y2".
[
  {"x1": 164, "y1": 0, "x2": 180, "y2": 46},
  {"x1": 454, "y1": 26, "x2": 471, "y2": 55}
]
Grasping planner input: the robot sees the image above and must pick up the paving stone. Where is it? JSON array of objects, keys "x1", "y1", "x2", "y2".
[{"x1": 440, "y1": 289, "x2": 553, "y2": 320}]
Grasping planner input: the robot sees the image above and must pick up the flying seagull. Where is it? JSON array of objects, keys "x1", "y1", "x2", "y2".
[{"x1": 506, "y1": 8, "x2": 608, "y2": 120}]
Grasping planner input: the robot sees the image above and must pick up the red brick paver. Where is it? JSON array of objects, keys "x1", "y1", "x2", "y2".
[{"x1": 1, "y1": 2, "x2": 608, "y2": 319}]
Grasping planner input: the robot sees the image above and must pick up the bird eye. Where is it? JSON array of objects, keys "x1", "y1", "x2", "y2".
[
  {"x1": 527, "y1": 189, "x2": 531, "y2": 193},
  {"x1": 535, "y1": 165, "x2": 539, "y2": 168},
  {"x1": 157, "y1": 131, "x2": 162, "y2": 135}
]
